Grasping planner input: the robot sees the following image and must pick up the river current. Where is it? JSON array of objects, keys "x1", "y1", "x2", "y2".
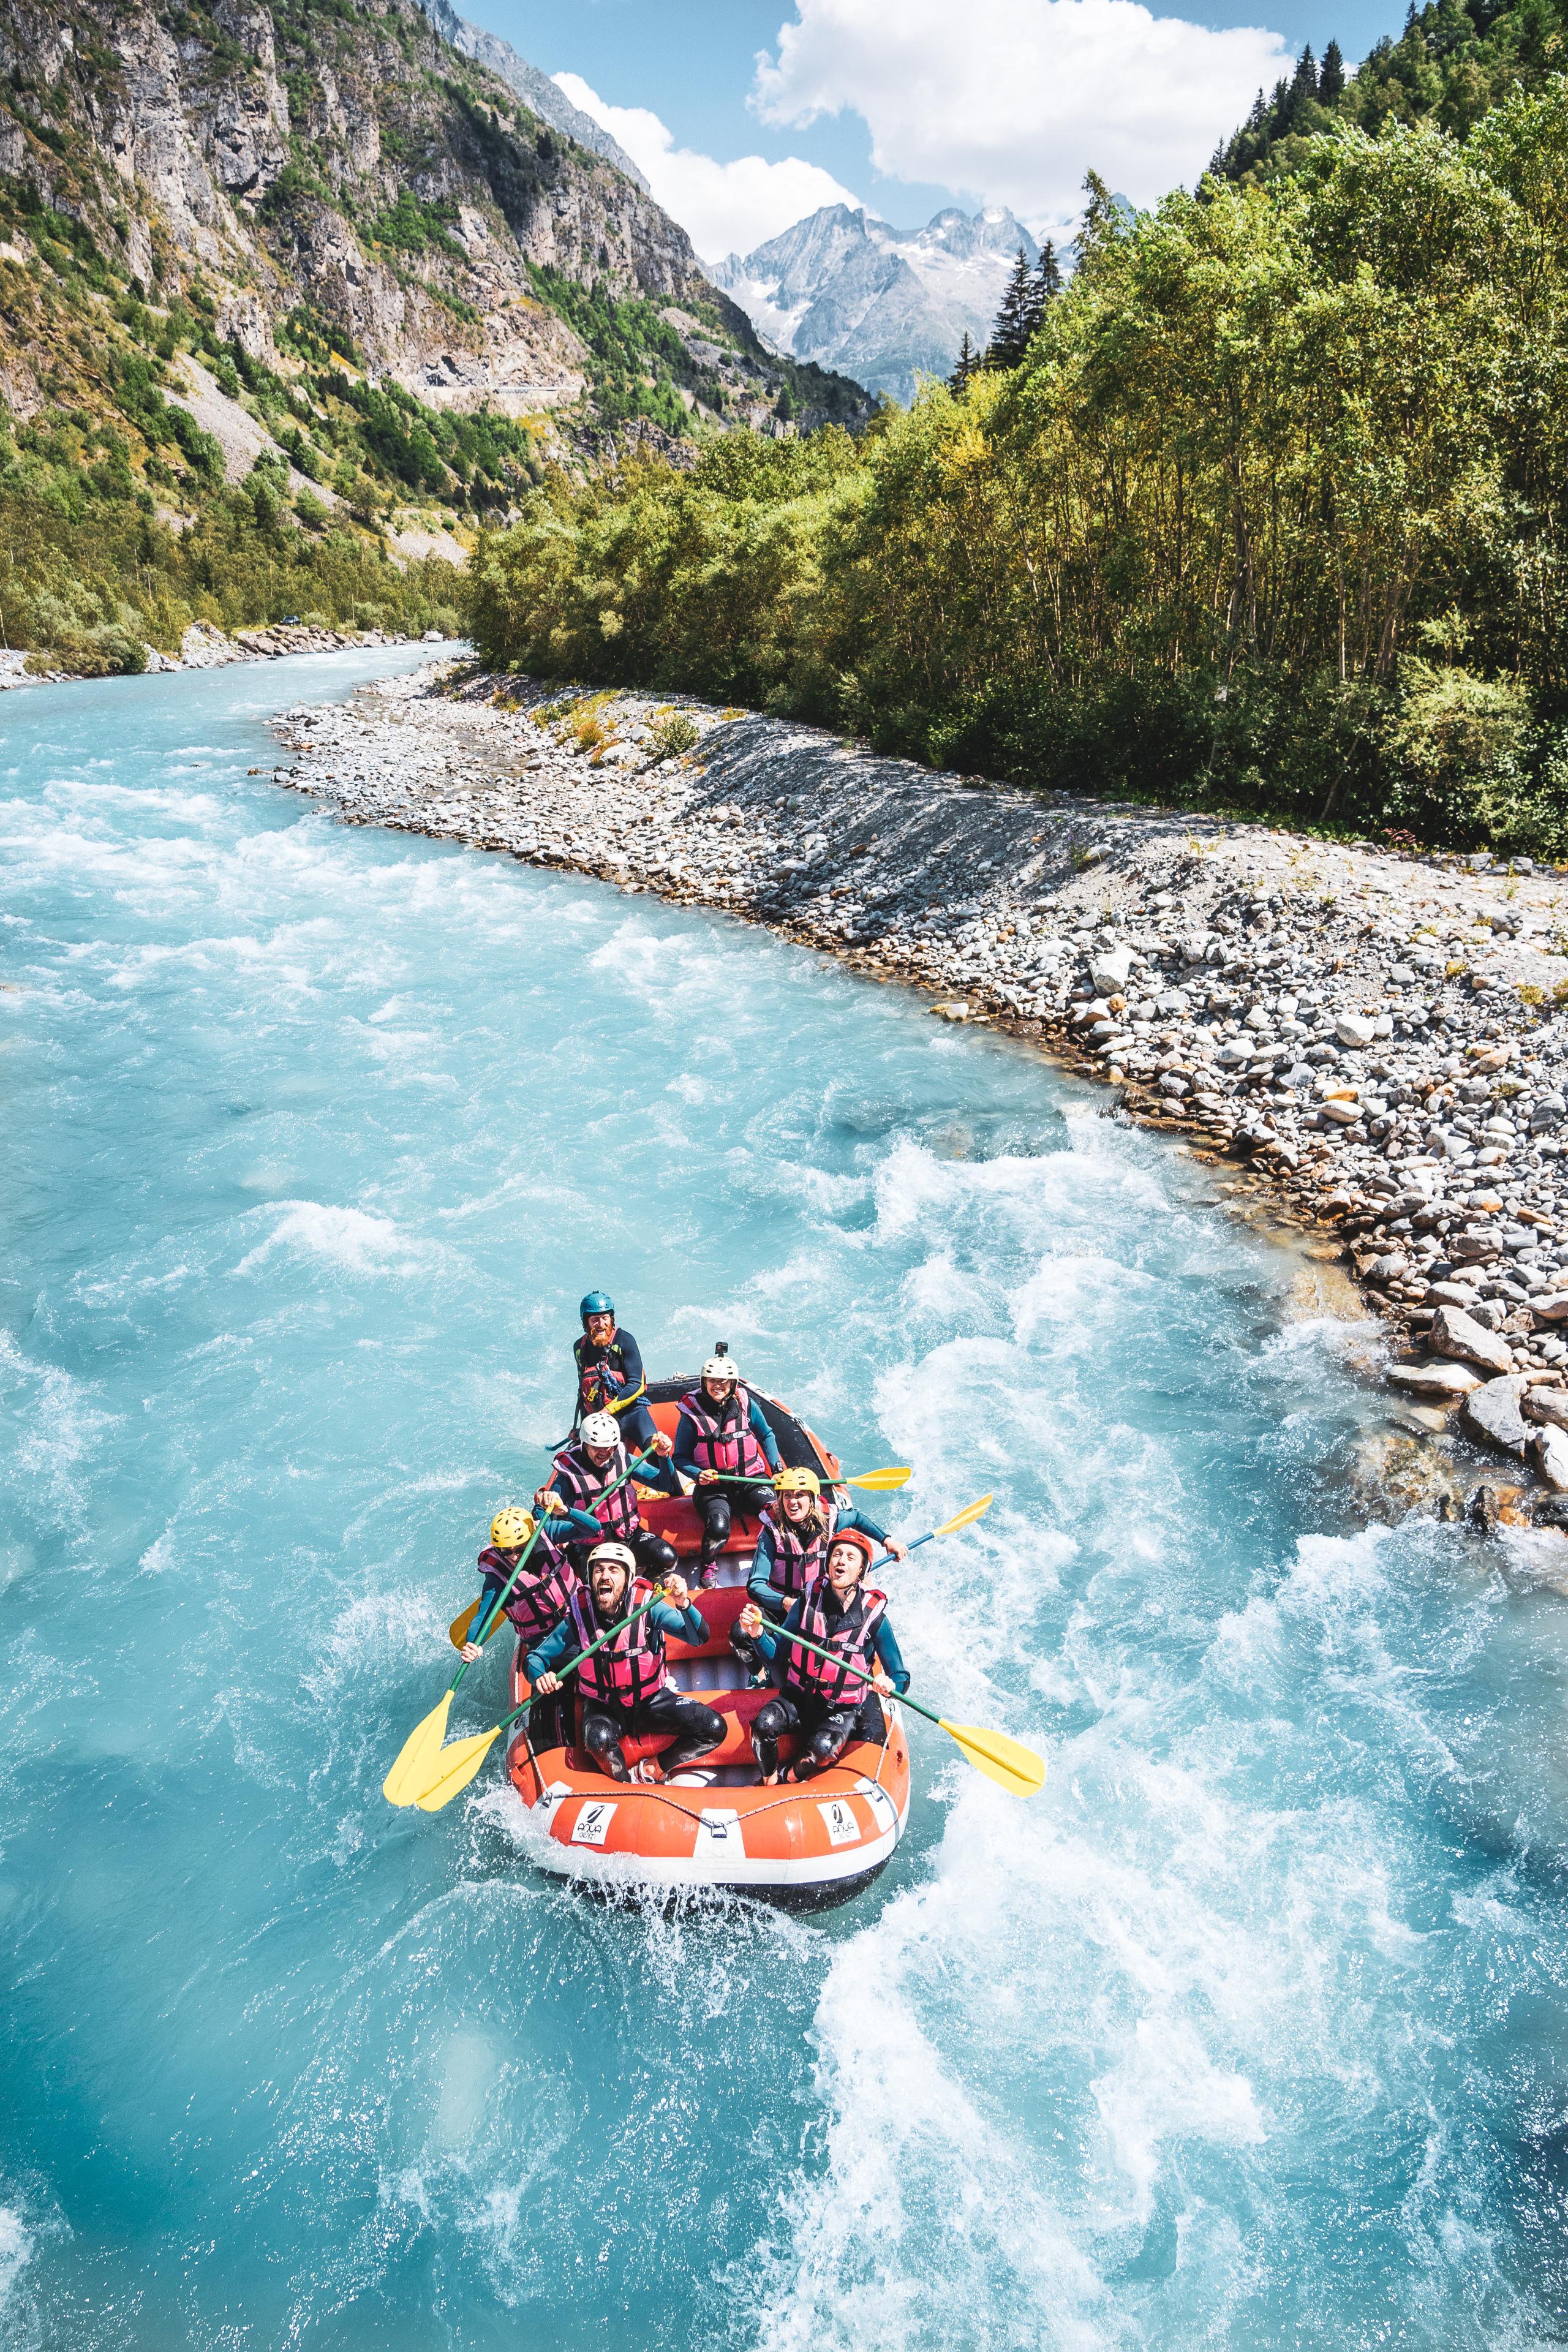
[{"x1": 2, "y1": 650, "x2": 1567, "y2": 2350}]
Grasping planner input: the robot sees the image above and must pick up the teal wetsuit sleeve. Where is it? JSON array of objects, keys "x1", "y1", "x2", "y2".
[
  {"x1": 647, "y1": 1599, "x2": 706, "y2": 1642},
  {"x1": 874, "y1": 1618, "x2": 910, "y2": 1694},
  {"x1": 839, "y1": 1504, "x2": 888, "y2": 1547},
  {"x1": 750, "y1": 1398, "x2": 783, "y2": 1471},
  {"x1": 524, "y1": 1618, "x2": 575, "y2": 1682}
]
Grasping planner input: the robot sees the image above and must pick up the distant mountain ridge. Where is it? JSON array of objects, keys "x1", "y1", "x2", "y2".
[
  {"x1": 713, "y1": 205, "x2": 1040, "y2": 405},
  {"x1": 417, "y1": 0, "x2": 649, "y2": 190}
]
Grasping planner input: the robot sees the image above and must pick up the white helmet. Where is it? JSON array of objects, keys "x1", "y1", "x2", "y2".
[
  {"x1": 579, "y1": 1411, "x2": 620, "y2": 1449},
  {"x1": 701, "y1": 1355, "x2": 736, "y2": 1383},
  {"x1": 587, "y1": 1540, "x2": 636, "y2": 1576}
]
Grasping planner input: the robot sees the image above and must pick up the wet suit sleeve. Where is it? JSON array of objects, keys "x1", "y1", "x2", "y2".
[
  {"x1": 747, "y1": 1524, "x2": 783, "y2": 1614},
  {"x1": 874, "y1": 1619, "x2": 910, "y2": 1695},
  {"x1": 537, "y1": 1504, "x2": 603, "y2": 1539},
  {"x1": 672, "y1": 1411, "x2": 700, "y2": 1479},
  {"x1": 524, "y1": 1618, "x2": 575, "y2": 1683},
  {"x1": 750, "y1": 1398, "x2": 783, "y2": 1472},
  {"x1": 629, "y1": 1452, "x2": 683, "y2": 1499},
  {"x1": 837, "y1": 1504, "x2": 888, "y2": 1547},
  {"x1": 648, "y1": 1599, "x2": 707, "y2": 1643}
]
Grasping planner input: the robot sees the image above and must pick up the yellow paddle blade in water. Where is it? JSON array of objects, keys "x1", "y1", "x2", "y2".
[
  {"x1": 448, "y1": 1596, "x2": 481, "y2": 1650},
  {"x1": 382, "y1": 1691, "x2": 454, "y2": 1806},
  {"x1": 939, "y1": 1717, "x2": 1046, "y2": 1798},
  {"x1": 839, "y1": 1465, "x2": 912, "y2": 1491},
  {"x1": 935, "y1": 1493, "x2": 993, "y2": 1539},
  {"x1": 410, "y1": 1724, "x2": 503, "y2": 1812}
]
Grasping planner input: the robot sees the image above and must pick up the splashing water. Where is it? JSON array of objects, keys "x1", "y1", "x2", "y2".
[{"x1": 1, "y1": 653, "x2": 1567, "y2": 2350}]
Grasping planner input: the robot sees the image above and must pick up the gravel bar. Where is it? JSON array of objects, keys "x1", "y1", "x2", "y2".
[{"x1": 270, "y1": 662, "x2": 1568, "y2": 1525}]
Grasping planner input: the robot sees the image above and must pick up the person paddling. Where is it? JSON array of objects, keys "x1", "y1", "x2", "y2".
[
  {"x1": 674, "y1": 1354, "x2": 782, "y2": 1585},
  {"x1": 571, "y1": 1291, "x2": 658, "y2": 1455},
  {"x1": 527, "y1": 1542, "x2": 724, "y2": 1785},
  {"x1": 749, "y1": 1466, "x2": 907, "y2": 1621},
  {"x1": 460, "y1": 1506, "x2": 592, "y2": 1746},
  {"x1": 731, "y1": 1529, "x2": 908, "y2": 1783},
  {"x1": 537, "y1": 1410, "x2": 681, "y2": 1584}
]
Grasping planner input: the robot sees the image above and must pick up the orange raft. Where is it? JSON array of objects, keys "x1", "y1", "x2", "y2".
[{"x1": 505, "y1": 1379, "x2": 911, "y2": 1906}]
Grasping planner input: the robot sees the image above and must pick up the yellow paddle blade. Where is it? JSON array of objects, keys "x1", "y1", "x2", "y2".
[
  {"x1": 939, "y1": 1717, "x2": 1046, "y2": 1798},
  {"x1": 410, "y1": 1724, "x2": 503, "y2": 1812},
  {"x1": 449, "y1": 1596, "x2": 481, "y2": 1650},
  {"x1": 934, "y1": 1493, "x2": 993, "y2": 1540},
  {"x1": 841, "y1": 1465, "x2": 913, "y2": 1491},
  {"x1": 382, "y1": 1691, "x2": 454, "y2": 1806}
]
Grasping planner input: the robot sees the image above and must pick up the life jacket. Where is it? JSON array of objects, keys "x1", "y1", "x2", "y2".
[
  {"x1": 567, "y1": 1577, "x2": 668, "y2": 1710},
  {"x1": 549, "y1": 1438, "x2": 641, "y2": 1543},
  {"x1": 574, "y1": 1330, "x2": 646, "y2": 1420},
  {"x1": 783, "y1": 1580, "x2": 889, "y2": 1709},
  {"x1": 476, "y1": 1541, "x2": 578, "y2": 1641},
  {"x1": 679, "y1": 1382, "x2": 769, "y2": 1480},
  {"x1": 758, "y1": 1499, "x2": 842, "y2": 1599}
]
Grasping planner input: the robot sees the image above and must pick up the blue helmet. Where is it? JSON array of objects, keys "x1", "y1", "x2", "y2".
[{"x1": 580, "y1": 1291, "x2": 615, "y2": 1328}]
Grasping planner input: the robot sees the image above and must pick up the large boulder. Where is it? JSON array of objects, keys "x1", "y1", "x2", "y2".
[
  {"x1": 1430, "y1": 1305, "x2": 1515, "y2": 1376},
  {"x1": 1461, "y1": 1374, "x2": 1530, "y2": 1457},
  {"x1": 1525, "y1": 1387, "x2": 1568, "y2": 1431},
  {"x1": 1387, "y1": 1362, "x2": 1483, "y2": 1397},
  {"x1": 1531, "y1": 1423, "x2": 1568, "y2": 1491}
]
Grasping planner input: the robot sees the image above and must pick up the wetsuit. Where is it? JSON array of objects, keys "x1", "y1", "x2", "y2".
[
  {"x1": 526, "y1": 1592, "x2": 724, "y2": 1782},
  {"x1": 731, "y1": 1584, "x2": 908, "y2": 1779},
  {"x1": 572, "y1": 1324, "x2": 658, "y2": 1455},
  {"x1": 674, "y1": 1385, "x2": 782, "y2": 1578},
  {"x1": 747, "y1": 1502, "x2": 891, "y2": 1621},
  {"x1": 541, "y1": 1438, "x2": 684, "y2": 1584}
]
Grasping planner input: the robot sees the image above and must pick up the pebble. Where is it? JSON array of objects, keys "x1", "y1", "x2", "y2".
[{"x1": 267, "y1": 661, "x2": 1568, "y2": 1513}]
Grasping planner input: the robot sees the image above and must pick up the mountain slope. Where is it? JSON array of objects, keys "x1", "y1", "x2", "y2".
[
  {"x1": 0, "y1": 0, "x2": 868, "y2": 671},
  {"x1": 714, "y1": 205, "x2": 1039, "y2": 404},
  {"x1": 416, "y1": 0, "x2": 650, "y2": 192}
]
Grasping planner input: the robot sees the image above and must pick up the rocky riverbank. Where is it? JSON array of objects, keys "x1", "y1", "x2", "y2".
[
  {"x1": 0, "y1": 622, "x2": 447, "y2": 690},
  {"x1": 270, "y1": 663, "x2": 1568, "y2": 1524}
]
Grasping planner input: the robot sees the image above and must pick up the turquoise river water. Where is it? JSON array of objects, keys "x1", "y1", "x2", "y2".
[{"x1": 3, "y1": 650, "x2": 1568, "y2": 2351}]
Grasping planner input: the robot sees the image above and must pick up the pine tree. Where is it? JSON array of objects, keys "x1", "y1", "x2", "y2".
[
  {"x1": 985, "y1": 247, "x2": 1037, "y2": 369},
  {"x1": 1320, "y1": 38, "x2": 1346, "y2": 102},
  {"x1": 948, "y1": 331, "x2": 976, "y2": 393},
  {"x1": 1035, "y1": 240, "x2": 1063, "y2": 307}
]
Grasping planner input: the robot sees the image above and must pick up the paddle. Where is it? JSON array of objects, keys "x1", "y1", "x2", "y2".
[
  {"x1": 406, "y1": 1583, "x2": 675, "y2": 1813},
  {"x1": 775, "y1": 1620, "x2": 1044, "y2": 1799},
  {"x1": 383, "y1": 1512, "x2": 548, "y2": 1806},
  {"x1": 873, "y1": 1491, "x2": 992, "y2": 1568},
  {"x1": 700, "y1": 1464, "x2": 912, "y2": 1492},
  {"x1": 548, "y1": 1382, "x2": 650, "y2": 1450},
  {"x1": 446, "y1": 1444, "x2": 661, "y2": 1652}
]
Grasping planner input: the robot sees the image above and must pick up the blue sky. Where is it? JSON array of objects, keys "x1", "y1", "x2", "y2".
[{"x1": 461, "y1": 0, "x2": 1414, "y2": 255}]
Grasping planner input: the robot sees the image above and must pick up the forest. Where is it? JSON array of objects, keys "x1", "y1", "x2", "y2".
[{"x1": 467, "y1": 74, "x2": 1568, "y2": 856}]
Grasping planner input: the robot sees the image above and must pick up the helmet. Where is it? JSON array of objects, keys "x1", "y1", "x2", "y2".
[
  {"x1": 579, "y1": 1411, "x2": 619, "y2": 1449},
  {"x1": 587, "y1": 1540, "x2": 636, "y2": 1577},
  {"x1": 701, "y1": 1355, "x2": 737, "y2": 1383},
  {"x1": 580, "y1": 1291, "x2": 615, "y2": 1327},
  {"x1": 491, "y1": 1506, "x2": 535, "y2": 1549},
  {"x1": 774, "y1": 1466, "x2": 820, "y2": 1497},
  {"x1": 826, "y1": 1528, "x2": 876, "y2": 1575}
]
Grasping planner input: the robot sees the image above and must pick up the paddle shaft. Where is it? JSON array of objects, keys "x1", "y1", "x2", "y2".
[{"x1": 462, "y1": 1443, "x2": 658, "y2": 1669}]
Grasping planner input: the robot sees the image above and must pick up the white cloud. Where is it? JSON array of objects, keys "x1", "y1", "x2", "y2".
[
  {"x1": 753, "y1": 0, "x2": 1292, "y2": 222},
  {"x1": 553, "y1": 72, "x2": 861, "y2": 260}
]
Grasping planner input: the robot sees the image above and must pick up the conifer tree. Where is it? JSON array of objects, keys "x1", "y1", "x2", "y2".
[
  {"x1": 1320, "y1": 38, "x2": 1346, "y2": 102},
  {"x1": 1035, "y1": 240, "x2": 1063, "y2": 307},
  {"x1": 948, "y1": 331, "x2": 976, "y2": 393},
  {"x1": 985, "y1": 247, "x2": 1038, "y2": 369}
]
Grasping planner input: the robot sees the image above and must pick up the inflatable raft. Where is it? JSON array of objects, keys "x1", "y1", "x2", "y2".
[{"x1": 506, "y1": 1377, "x2": 911, "y2": 1907}]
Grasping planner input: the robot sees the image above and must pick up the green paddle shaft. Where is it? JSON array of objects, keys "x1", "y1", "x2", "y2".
[
  {"x1": 765, "y1": 1619, "x2": 924, "y2": 1714},
  {"x1": 491, "y1": 1586, "x2": 672, "y2": 1737},
  {"x1": 462, "y1": 1442, "x2": 658, "y2": 1674}
]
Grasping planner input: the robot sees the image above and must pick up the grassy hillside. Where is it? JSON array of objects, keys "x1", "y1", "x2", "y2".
[{"x1": 469, "y1": 83, "x2": 1568, "y2": 859}]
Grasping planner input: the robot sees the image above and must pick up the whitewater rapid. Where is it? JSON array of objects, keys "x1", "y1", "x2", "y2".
[{"x1": 1, "y1": 652, "x2": 1566, "y2": 2351}]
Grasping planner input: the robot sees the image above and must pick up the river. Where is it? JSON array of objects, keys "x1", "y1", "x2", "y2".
[{"x1": 1, "y1": 648, "x2": 1566, "y2": 2351}]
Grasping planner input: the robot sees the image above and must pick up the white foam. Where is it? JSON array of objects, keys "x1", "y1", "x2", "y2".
[{"x1": 235, "y1": 1199, "x2": 430, "y2": 1276}]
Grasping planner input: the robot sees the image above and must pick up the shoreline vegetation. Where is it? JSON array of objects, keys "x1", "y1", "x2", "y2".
[
  {"x1": 270, "y1": 658, "x2": 1568, "y2": 1532},
  {"x1": 467, "y1": 82, "x2": 1568, "y2": 864}
]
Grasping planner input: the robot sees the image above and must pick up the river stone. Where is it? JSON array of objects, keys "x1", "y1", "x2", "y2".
[
  {"x1": 1089, "y1": 948, "x2": 1134, "y2": 993},
  {"x1": 1387, "y1": 1361, "x2": 1484, "y2": 1396},
  {"x1": 1336, "y1": 1014, "x2": 1377, "y2": 1047},
  {"x1": 1461, "y1": 1374, "x2": 1531, "y2": 1457},
  {"x1": 1321, "y1": 1099, "x2": 1362, "y2": 1126},
  {"x1": 1531, "y1": 1423, "x2": 1568, "y2": 1491},
  {"x1": 1531, "y1": 1292, "x2": 1568, "y2": 1322},
  {"x1": 1430, "y1": 1305, "x2": 1515, "y2": 1374},
  {"x1": 1523, "y1": 1387, "x2": 1568, "y2": 1431}
]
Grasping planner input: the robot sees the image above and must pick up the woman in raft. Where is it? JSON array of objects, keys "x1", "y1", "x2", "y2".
[
  {"x1": 731, "y1": 1528, "x2": 910, "y2": 1784},
  {"x1": 526, "y1": 1541, "x2": 724, "y2": 1785},
  {"x1": 459, "y1": 1504, "x2": 597, "y2": 1747},
  {"x1": 748, "y1": 1466, "x2": 907, "y2": 1621},
  {"x1": 673, "y1": 1354, "x2": 783, "y2": 1585}
]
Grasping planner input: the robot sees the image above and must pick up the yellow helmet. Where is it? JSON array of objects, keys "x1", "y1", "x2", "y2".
[
  {"x1": 491, "y1": 1507, "x2": 536, "y2": 1549},
  {"x1": 774, "y1": 1466, "x2": 821, "y2": 1498}
]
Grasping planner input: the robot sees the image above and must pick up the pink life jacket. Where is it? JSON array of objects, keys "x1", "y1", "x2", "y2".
[
  {"x1": 783, "y1": 1580, "x2": 888, "y2": 1709},
  {"x1": 549, "y1": 1438, "x2": 641, "y2": 1543},
  {"x1": 476, "y1": 1542, "x2": 578, "y2": 1641},
  {"x1": 758, "y1": 1499, "x2": 842, "y2": 1599},
  {"x1": 567, "y1": 1578, "x2": 668, "y2": 1710},
  {"x1": 680, "y1": 1382, "x2": 770, "y2": 1480}
]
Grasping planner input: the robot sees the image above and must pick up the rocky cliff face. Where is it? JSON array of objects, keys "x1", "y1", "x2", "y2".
[{"x1": 0, "y1": 0, "x2": 861, "y2": 442}]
